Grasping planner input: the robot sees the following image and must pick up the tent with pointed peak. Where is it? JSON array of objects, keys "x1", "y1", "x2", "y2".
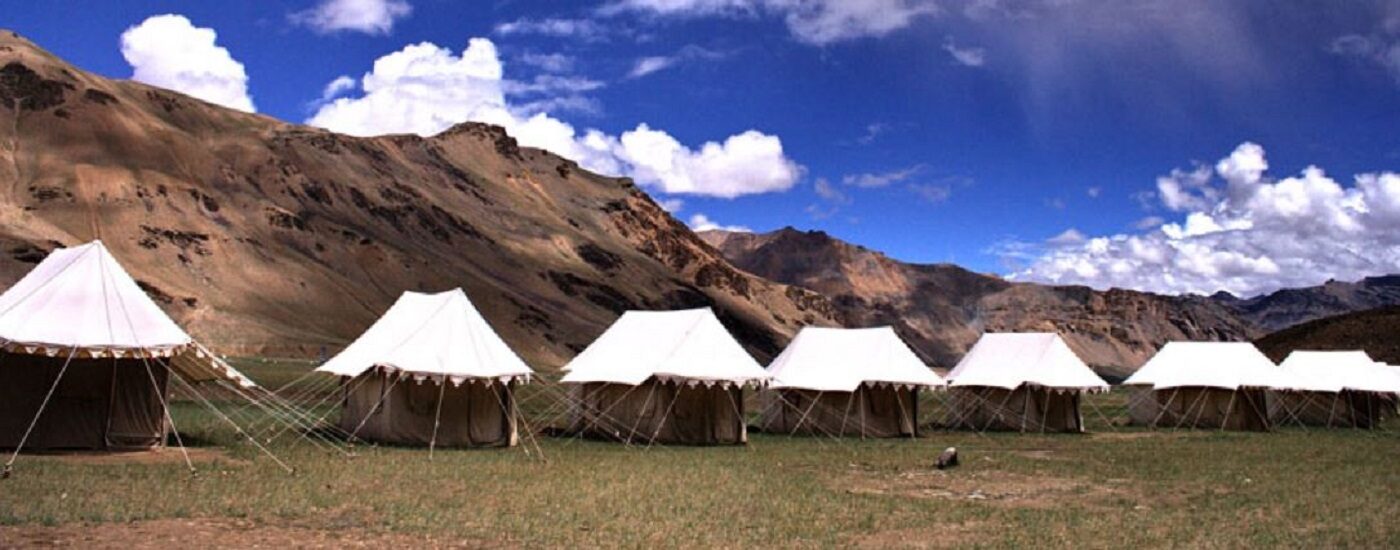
[
  {"x1": 0, "y1": 241, "x2": 257, "y2": 453},
  {"x1": 943, "y1": 333, "x2": 1109, "y2": 433},
  {"x1": 758, "y1": 326, "x2": 943, "y2": 437},
  {"x1": 1124, "y1": 341, "x2": 1292, "y2": 431},
  {"x1": 560, "y1": 308, "x2": 768, "y2": 445},
  {"x1": 1272, "y1": 350, "x2": 1400, "y2": 428},
  {"x1": 315, "y1": 288, "x2": 533, "y2": 448}
]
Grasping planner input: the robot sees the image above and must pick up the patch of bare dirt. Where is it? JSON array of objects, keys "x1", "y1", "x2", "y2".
[
  {"x1": 831, "y1": 465, "x2": 1138, "y2": 510},
  {"x1": 32, "y1": 448, "x2": 241, "y2": 466},
  {"x1": 0, "y1": 518, "x2": 503, "y2": 549}
]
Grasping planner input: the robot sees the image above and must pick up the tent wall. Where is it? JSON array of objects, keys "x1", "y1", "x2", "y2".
[
  {"x1": 339, "y1": 372, "x2": 517, "y2": 448},
  {"x1": 1269, "y1": 391, "x2": 1355, "y2": 427},
  {"x1": 945, "y1": 386, "x2": 1083, "y2": 433},
  {"x1": 1335, "y1": 390, "x2": 1394, "y2": 429},
  {"x1": 1128, "y1": 387, "x2": 1270, "y2": 431},
  {"x1": 756, "y1": 386, "x2": 917, "y2": 437},
  {"x1": 569, "y1": 380, "x2": 746, "y2": 445},
  {"x1": 0, "y1": 354, "x2": 168, "y2": 450}
]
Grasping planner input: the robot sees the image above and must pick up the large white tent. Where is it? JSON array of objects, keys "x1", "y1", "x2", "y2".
[
  {"x1": 1124, "y1": 341, "x2": 1289, "y2": 431},
  {"x1": 0, "y1": 241, "x2": 284, "y2": 474},
  {"x1": 1274, "y1": 350, "x2": 1400, "y2": 428},
  {"x1": 759, "y1": 326, "x2": 943, "y2": 437},
  {"x1": 315, "y1": 288, "x2": 533, "y2": 448},
  {"x1": 561, "y1": 307, "x2": 767, "y2": 445},
  {"x1": 944, "y1": 333, "x2": 1108, "y2": 433}
]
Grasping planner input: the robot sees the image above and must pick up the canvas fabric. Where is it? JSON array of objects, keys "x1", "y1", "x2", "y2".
[
  {"x1": 756, "y1": 386, "x2": 918, "y2": 437},
  {"x1": 766, "y1": 327, "x2": 942, "y2": 391},
  {"x1": 568, "y1": 379, "x2": 747, "y2": 445},
  {"x1": 945, "y1": 386, "x2": 1083, "y2": 433},
  {"x1": 1128, "y1": 386, "x2": 1271, "y2": 431},
  {"x1": 0, "y1": 354, "x2": 168, "y2": 450},
  {"x1": 338, "y1": 372, "x2": 517, "y2": 447}
]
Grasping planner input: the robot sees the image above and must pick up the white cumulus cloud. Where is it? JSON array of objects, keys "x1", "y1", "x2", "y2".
[
  {"x1": 120, "y1": 14, "x2": 255, "y2": 113},
  {"x1": 1008, "y1": 142, "x2": 1400, "y2": 297},
  {"x1": 291, "y1": 0, "x2": 411, "y2": 35},
  {"x1": 306, "y1": 37, "x2": 802, "y2": 198},
  {"x1": 618, "y1": 125, "x2": 801, "y2": 198}
]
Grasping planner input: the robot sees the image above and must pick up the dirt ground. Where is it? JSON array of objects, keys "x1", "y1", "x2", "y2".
[
  {"x1": 831, "y1": 463, "x2": 1140, "y2": 510},
  {"x1": 0, "y1": 518, "x2": 499, "y2": 549},
  {"x1": 30, "y1": 448, "x2": 239, "y2": 466}
]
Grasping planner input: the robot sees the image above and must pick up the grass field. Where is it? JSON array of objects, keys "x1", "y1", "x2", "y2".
[{"x1": 1, "y1": 360, "x2": 1398, "y2": 547}]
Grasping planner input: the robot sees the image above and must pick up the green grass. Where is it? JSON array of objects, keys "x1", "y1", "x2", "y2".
[{"x1": 2, "y1": 361, "x2": 1398, "y2": 547}]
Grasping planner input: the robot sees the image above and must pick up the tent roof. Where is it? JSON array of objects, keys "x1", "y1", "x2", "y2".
[
  {"x1": 315, "y1": 288, "x2": 533, "y2": 383},
  {"x1": 0, "y1": 240, "x2": 190, "y2": 351},
  {"x1": 560, "y1": 308, "x2": 768, "y2": 387},
  {"x1": 1124, "y1": 341, "x2": 1292, "y2": 390},
  {"x1": 1279, "y1": 350, "x2": 1400, "y2": 394},
  {"x1": 0, "y1": 241, "x2": 255, "y2": 388},
  {"x1": 946, "y1": 332, "x2": 1108, "y2": 391},
  {"x1": 767, "y1": 326, "x2": 944, "y2": 391}
]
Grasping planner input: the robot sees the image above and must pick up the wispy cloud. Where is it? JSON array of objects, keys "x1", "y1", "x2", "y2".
[
  {"x1": 629, "y1": 56, "x2": 675, "y2": 78},
  {"x1": 856, "y1": 122, "x2": 889, "y2": 145},
  {"x1": 942, "y1": 36, "x2": 986, "y2": 67},
  {"x1": 843, "y1": 165, "x2": 922, "y2": 188},
  {"x1": 602, "y1": 0, "x2": 938, "y2": 46},
  {"x1": 908, "y1": 183, "x2": 952, "y2": 204},
  {"x1": 517, "y1": 52, "x2": 576, "y2": 73},
  {"x1": 627, "y1": 45, "x2": 726, "y2": 79},
  {"x1": 494, "y1": 17, "x2": 609, "y2": 41}
]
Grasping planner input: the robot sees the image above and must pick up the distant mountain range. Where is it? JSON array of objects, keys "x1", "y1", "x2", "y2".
[
  {"x1": 1213, "y1": 276, "x2": 1400, "y2": 332},
  {"x1": 1255, "y1": 306, "x2": 1400, "y2": 365}
]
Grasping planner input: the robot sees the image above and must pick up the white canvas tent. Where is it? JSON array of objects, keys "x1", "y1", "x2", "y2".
[
  {"x1": 561, "y1": 308, "x2": 767, "y2": 445},
  {"x1": 758, "y1": 327, "x2": 943, "y2": 437},
  {"x1": 944, "y1": 333, "x2": 1108, "y2": 433},
  {"x1": 0, "y1": 241, "x2": 288, "y2": 475},
  {"x1": 1124, "y1": 342, "x2": 1289, "y2": 431},
  {"x1": 315, "y1": 288, "x2": 533, "y2": 449},
  {"x1": 1273, "y1": 351, "x2": 1400, "y2": 428}
]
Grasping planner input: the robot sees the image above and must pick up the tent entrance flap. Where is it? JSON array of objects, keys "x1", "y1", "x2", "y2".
[
  {"x1": 0, "y1": 355, "x2": 169, "y2": 451},
  {"x1": 339, "y1": 372, "x2": 516, "y2": 448}
]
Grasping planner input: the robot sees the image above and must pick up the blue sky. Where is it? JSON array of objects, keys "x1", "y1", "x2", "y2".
[{"x1": 8, "y1": 0, "x2": 1400, "y2": 297}]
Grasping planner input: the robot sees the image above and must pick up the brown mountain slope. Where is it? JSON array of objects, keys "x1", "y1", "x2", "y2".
[
  {"x1": 702, "y1": 227, "x2": 1258, "y2": 377},
  {"x1": 1255, "y1": 306, "x2": 1400, "y2": 364},
  {"x1": 0, "y1": 31, "x2": 836, "y2": 367}
]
